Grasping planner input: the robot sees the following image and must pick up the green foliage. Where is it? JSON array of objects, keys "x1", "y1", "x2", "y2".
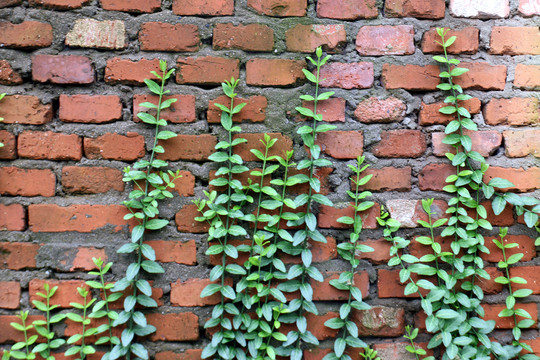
[
  {"x1": 31, "y1": 284, "x2": 66, "y2": 359},
  {"x1": 64, "y1": 287, "x2": 96, "y2": 360},
  {"x1": 404, "y1": 326, "x2": 434, "y2": 360},
  {"x1": 359, "y1": 347, "x2": 380, "y2": 360},
  {"x1": 3, "y1": 311, "x2": 37, "y2": 360},
  {"x1": 111, "y1": 60, "x2": 181, "y2": 360}
]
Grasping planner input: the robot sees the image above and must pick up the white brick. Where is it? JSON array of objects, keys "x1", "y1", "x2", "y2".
[{"x1": 449, "y1": 0, "x2": 509, "y2": 18}]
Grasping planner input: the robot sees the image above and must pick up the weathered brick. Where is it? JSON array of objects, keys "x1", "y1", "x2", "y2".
[
  {"x1": 484, "y1": 98, "x2": 539, "y2": 126},
  {"x1": 32, "y1": 55, "x2": 94, "y2": 84},
  {"x1": 171, "y1": 278, "x2": 233, "y2": 306},
  {"x1": 0, "y1": 242, "x2": 39, "y2": 270},
  {"x1": 319, "y1": 62, "x2": 373, "y2": 89},
  {"x1": 356, "y1": 239, "x2": 392, "y2": 264},
  {"x1": 372, "y1": 130, "x2": 426, "y2": 158},
  {"x1": 148, "y1": 313, "x2": 199, "y2": 341},
  {"x1": 300, "y1": 98, "x2": 345, "y2": 123},
  {"x1": 0, "y1": 204, "x2": 25, "y2": 231},
  {"x1": 476, "y1": 200, "x2": 514, "y2": 226},
  {"x1": 386, "y1": 199, "x2": 448, "y2": 228},
  {"x1": 373, "y1": 342, "x2": 428, "y2": 360},
  {"x1": 62, "y1": 166, "x2": 124, "y2": 194},
  {"x1": 84, "y1": 132, "x2": 145, "y2": 161},
  {"x1": 418, "y1": 98, "x2": 481, "y2": 125},
  {"x1": 176, "y1": 204, "x2": 210, "y2": 233},
  {"x1": 357, "y1": 167, "x2": 412, "y2": 192},
  {"x1": 0, "y1": 60, "x2": 23, "y2": 85},
  {"x1": 104, "y1": 58, "x2": 159, "y2": 85},
  {"x1": 483, "y1": 167, "x2": 540, "y2": 192},
  {"x1": 510, "y1": 266, "x2": 540, "y2": 294},
  {"x1": 158, "y1": 134, "x2": 217, "y2": 161},
  {"x1": 0, "y1": 21, "x2": 53, "y2": 48},
  {"x1": 30, "y1": 280, "x2": 89, "y2": 308},
  {"x1": 70, "y1": 247, "x2": 106, "y2": 271},
  {"x1": 432, "y1": 130, "x2": 502, "y2": 157},
  {"x1": 477, "y1": 267, "x2": 505, "y2": 295},
  {"x1": 0, "y1": 282, "x2": 20, "y2": 309},
  {"x1": 173, "y1": 0, "x2": 233, "y2": 15},
  {"x1": 213, "y1": 23, "x2": 274, "y2": 52},
  {"x1": 65, "y1": 19, "x2": 125, "y2": 49},
  {"x1": 248, "y1": 0, "x2": 306, "y2": 16},
  {"x1": 18, "y1": 131, "x2": 82, "y2": 161},
  {"x1": 519, "y1": 0, "x2": 540, "y2": 16},
  {"x1": 279, "y1": 236, "x2": 337, "y2": 264},
  {"x1": 59, "y1": 95, "x2": 122, "y2": 123},
  {"x1": 30, "y1": 0, "x2": 89, "y2": 9},
  {"x1": 385, "y1": 0, "x2": 445, "y2": 19},
  {"x1": 381, "y1": 64, "x2": 440, "y2": 91},
  {"x1": 101, "y1": 0, "x2": 161, "y2": 12},
  {"x1": 378, "y1": 269, "x2": 426, "y2": 298},
  {"x1": 0, "y1": 315, "x2": 44, "y2": 343},
  {"x1": 490, "y1": 27, "x2": 540, "y2": 55},
  {"x1": 356, "y1": 25, "x2": 414, "y2": 56},
  {"x1": 28, "y1": 204, "x2": 132, "y2": 232},
  {"x1": 352, "y1": 306, "x2": 406, "y2": 337},
  {"x1": 514, "y1": 64, "x2": 540, "y2": 90},
  {"x1": 418, "y1": 163, "x2": 456, "y2": 191},
  {"x1": 314, "y1": 130, "x2": 363, "y2": 159},
  {"x1": 246, "y1": 59, "x2": 306, "y2": 86},
  {"x1": 503, "y1": 129, "x2": 540, "y2": 158},
  {"x1": 140, "y1": 23, "x2": 200, "y2": 52},
  {"x1": 134, "y1": 94, "x2": 196, "y2": 124},
  {"x1": 453, "y1": 62, "x2": 507, "y2": 90},
  {"x1": 319, "y1": 203, "x2": 380, "y2": 229},
  {"x1": 0, "y1": 167, "x2": 55, "y2": 197},
  {"x1": 233, "y1": 133, "x2": 293, "y2": 161},
  {"x1": 286, "y1": 24, "x2": 347, "y2": 53},
  {"x1": 144, "y1": 240, "x2": 197, "y2": 265},
  {"x1": 176, "y1": 56, "x2": 240, "y2": 86},
  {"x1": 171, "y1": 171, "x2": 196, "y2": 196},
  {"x1": 0, "y1": 131, "x2": 16, "y2": 159},
  {"x1": 422, "y1": 27, "x2": 479, "y2": 54},
  {"x1": 316, "y1": 0, "x2": 377, "y2": 19},
  {"x1": 155, "y1": 350, "x2": 202, "y2": 360},
  {"x1": 0, "y1": 95, "x2": 52, "y2": 125},
  {"x1": 354, "y1": 97, "x2": 406, "y2": 123},
  {"x1": 312, "y1": 272, "x2": 369, "y2": 301},
  {"x1": 449, "y1": 0, "x2": 510, "y2": 18},
  {"x1": 483, "y1": 235, "x2": 536, "y2": 263},
  {"x1": 483, "y1": 303, "x2": 537, "y2": 329},
  {"x1": 208, "y1": 95, "x2": 267, "y2": 123}
]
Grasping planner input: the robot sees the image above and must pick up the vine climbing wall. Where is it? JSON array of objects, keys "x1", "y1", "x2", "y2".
[{"x1": 0, "y1": 0, "x2": 539, "y2": 359}]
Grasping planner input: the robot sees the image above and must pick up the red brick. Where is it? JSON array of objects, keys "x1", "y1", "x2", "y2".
[
  {"x1": 510, "y1": 266, "x2": 540, "y2": 294},
  {"x1": 483, "y1": 303, "x2": 537, "y2": 329},
  {"x1": 288, "y1": 167, "x2": 334, "y2": 196},
  {"x1": 134, "y1": 94, "x2": 196, "y2": 124},
  {"x1": 173, "y1": 0, "x2": 233, "y2": 15},
  {"x1": 156, "y1": 350, "x2": 202, "y2": 360},
  {"x1": 314, "y1": 130, "x2": 363, "y2": 159},
  {"x1": 208, "y1": 95, "x2": 267, "y2": 123},
  {"x1": 356, "y1": 239, "x2": 391, "y2": 264},
  {"x1": 286, "y1": 24, "x2": 347, "y2": 53},
  {"x1": 316, "y1": 0, "x2": 378, "y2": 19},
  {"x1": 319, "y1": 62, "x2": 374, "y2": 89},
  {"x1": 18, "y1": 131, "x2": 81, "y2": 161},
  {"x1": 453, "y1": 62, "x2": 507, "y2": 90},
  {"x1": 101, "y1": 0, "x2": 161, "y2": 12},
  {"x1": 490, "y1": 27, "x2": 540, "y2": 55},
  {"x1": 432, "y1": 130, "x2": 502, "y2": 157},
  {"x1": 0, "y1": 282, "x2": 20, "y2": 309},
  {"x1": 0, "y1": 167, "x2": 55, "y2": 197},
  {"x1": 356, "y1": 25, "x2": 414, "y2": 56},
  {"x1": 519, "y1": 0, "x2": 540, "y2": 16},
  {"x1": 0, "y1": 204, "x2": 25, "y2": 231},
  {"x1": 233, "y1": 133, "x2": 293, "y2": 161},
  {"x1": 70, "y1": 247, "x2": 106, "y2": 271},
  {"x1": 478, "y1": 267, "x2": 505, "y2": 295},
  {"x1": 170, "y1": 171, "x2": 195, "y2": 196},
  {"x1": 30, "y1": 280, "x2": 89, "y2": 308},
  {"x1": 378, "y1": 269, "x2": 425, "y2": 298},
  {"x1": 140, "y1": 23, "x2": 200, "y2": 52},
  {"x1": 382, "y1": 64, "x2": 440, "y2": 91},
  {"x1": 352, "y1": 306, "x2": 406, "y2": 337},
  {"x1": 386, "y1": 199, "x2": 448, "y2": 228},
  {"x1": 0, "y1": 131, "x2": 16, "y2": 159},
  {"x1": 372, "y1": 130, "x2": 426, "y2": 158},
  {"x1": 171, "y1": 278, "x2": 233, "y2": 306},
  {"x1": 0, "y1": 60, "x2": 22, "y2": 85},
  {"x1": 148, "y1": 313, "x2": 199, "y2": 341},
  {"x1": 319, "y1": 202, "x2": 380, "y2": 229},
  {"x1": 0, "y1": 315, "x2": 44, "y2": 343},
  {"x1": 301, "y1": 98, "x2": 345, "y2": 123},
  {"x1": 65, "y1": 19, "x2": 126, "y2": 50},
  {"x1": 304, "y1": 312, "x2": 338, "y2": 340},
  {"x1": 246, "y1": 59, "x2": 306, "y2": 87},
  {"x1": 0, "y1": 242, "x2": 39, "y2": 270},
  {"x1": 84, "y1": 132, "x2": 144, "y2": 161},
  {"x1": 422, "y1": 27, "x2": 479, "y2": 54},
  {"x1": 32, "y1": 55, "x2": 94, "y2": 84},
  {"x1": 385, "y1": 0, "x2": 445, "y2": 18},
  {"x1": 419, "y1": 98, "x2": 481, "y2": 125},
  {"x1": 484, "y1": 166, "x2": 540, "y2": 193},
  {"x1": 355, "y1": 97, "x2": 406, "y2": 123},
  {"x1": 59, "y1": 95, "x2": 122, "y2": 123},
  {"x1": 61, "y1": 166, "x2": 123, "y2": 194},
  {"x1": 29, "y1": 0, "x2": 89, "y2": 9},
  {"x1": 28, "y1": 204, "x2": 131, "y2": 232},
  {"x1": 145, "y1": 240, "x2": 197, "y2": 265},
  {"x1": 176, "y1": 204, "x2": 209, "y2": 233},
  {"x1": 312, "y1": 271, "x2": 369, "y2": 301},
  {"x1": 357, "y1": 167, "x2": 412, "y2": 192},
  {"x1": 176, "y1": 56, "x2": 240, "y2": 86},
  {"x1": 477, "y1": 200, "x2": 514, "y2": 227},
  {"x1": 418, "y1": 163, "x2": 455, "y2": 191},
  {"x1": 104, "y1": 58, "x2": 159, "y2": 85},
  {"x1": 0, "y1": 0, "x2": 22, "y2": 7},
  {"x1": 0, "y1": 21, "x2": 52, "y2": 48},
  {"x1": 514, "y1": 64, "x2": 540, "y2": 90},
  {"x1": 0, "y1": 95, "x2": 52, "y2": 125},
  {"x1": 484, "y1": 98, "x2": 539, "y2": 126},
  {"x1": 248, "y1": 0, "x2": 306, "y2": 16},
  {"x1": 483, "y1": 235, "x2": 536, "y2": 263},
  {"x1": 504, "y1": 129, "x2": 540, "y2": 158},
  {"x1": 213, "y1": 23, "x2": 274, "y2": 52},
  {"x1": 158, "y1": 134, "x2": 217, "y2": 161}
]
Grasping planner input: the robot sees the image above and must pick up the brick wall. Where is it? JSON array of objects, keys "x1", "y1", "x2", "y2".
[{"x1": 0, "y1": 0, "x2": 539, "y2": 358}]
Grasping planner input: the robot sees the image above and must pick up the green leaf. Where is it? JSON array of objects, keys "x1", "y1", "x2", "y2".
[
  {"x1": 302, "y1": 68, "x2": 317, "y2": 83},
  {"x1": 436, "y1": 309, "x2": 459, "y2": 319},
  {"x1": 131, "y1": 225, "x2": 144, "y2": 243},
  {"x1": 145, "y1": 219, "x2": 168, "y2": 230},
  {"x1": 137, "y1": 112, "x2": 157, "y2": 124},
  {"x1": 156, "y1": 131, "x2": 177, "y2": 140},
  {"x1": 141, "y1": 260, "x2": 164, "y2": 273},
  {"x1": 489, "y1": 177, "x2": 515, "y2": 189},
  {"x1": 144, "y1": 79, "x2": 162, "y2": 95}
]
